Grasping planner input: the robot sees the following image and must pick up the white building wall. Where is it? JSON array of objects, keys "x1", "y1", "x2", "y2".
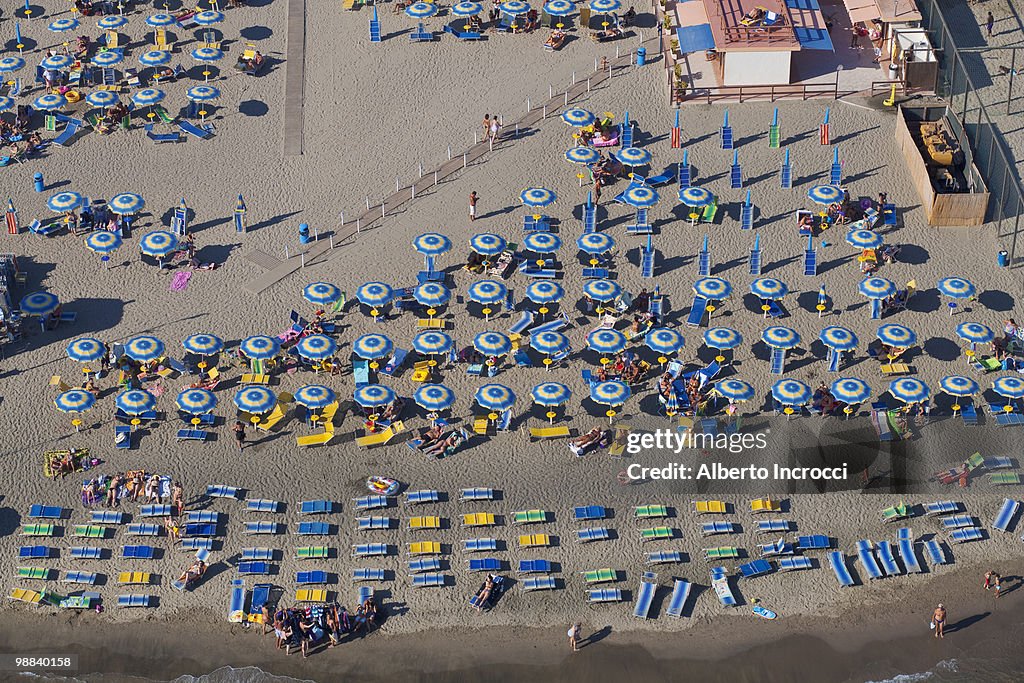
[{"x1": 723, "y1": 50, "x2": 792, "y2": 86}]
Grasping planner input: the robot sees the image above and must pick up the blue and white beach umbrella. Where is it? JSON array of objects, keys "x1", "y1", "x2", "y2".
[
  {"x1": 354, "y1": 385, "x2": 397, "y2": 408},
  {"x1": 303, "y1": 282, "x2": 342, "y2": 305},
  {"x1": 146, "y1": 13, "x2": 177, "y2": 27},
  {"x1": 590, "y1": 380, "x2": 630, "y2": 406},
  {"x1": 532, "y1": 382, "x2": 571, "y2": 406},
  {"x1": 186, "y1": 85, "x2": 220, "y2": 102},
  {"x1": 406, "y1": 2, "x2": 439, "y2": 17},
  {"x1": 124, "y1": 335, "x2": 165, "y2": 362},
  {"x1": 85, "y1": 229, "x2": 122, "y2": 256},
  {"x1": 452, "y1": 1, "x2": 484, "y2": 15},
  {"x1": 0, "y1": 97, "x2": 11, "y2": 113},
  {"x1": 530, "y1": 331, "x2": 570, "y2": 356},
  {"x1": 693, "y1": 277, "x2": 732, "y2": 300},
  {"x1": 356, "y1": 282, "x2": 394, "y2": 307},
  {"x1": 937, "y1": 277, "x2": 976, "y2": 299},
  {"x1": 715, "y1": 378, "x2": 754, "y2": 402},
  {"x1": 807, "y1": 185, "x2": 843, "y2": 205},
  {"x1": 176, "y1": 388, "x2": 217, "y2": 414},
  {"x1": 19, "y1": 292, "x2": 59, "y2": 316},
  {"x1": 41, "y1": 55, "x2": 73, "y2": 70},
  {"x1": 889, "y1": 377, "x2": 930, "y2": 404},
  {"x1": 293, "y1": 385, "x2": 337, "y2": 410},
  {"x1": 544, "y1": 0, "x2": 575, "y2": 15},
  {"x1": 233, "y1": 386, "x2": 277, "y2": 414},
  {"x1": 98, "y1": 16, "x2": 129, "y2": 30},
  {"x1": 577, "y1": 232, "x2": 615, "y2": 254},
  {"x1": 750, "y1": 277, "x2": 788, "y2": 300},
  {"x1": 468, "y1": 280, "x2": 507, "y2": 305},
  {"x1": 182, "y1": 333, "x2": 224, "y2": 356},
  {"x1": 414, "y1": 282, "x2": 450, "y2": 307},
  {"x1": 771, "y1": 378, "x2": 811, "y2": 405},
  {"x1": 86, "y1": 90, "x2": 119, "y2": 108},
  {"x1": 295, "y1": 334, "x2": 338, "y2": 360},
  {"x1": 993, "y1": 376, "x2": 1024, "y2": 400},
  {"x1": 876, "y1": 324, "x2": 917, "y2": 348},
  {"x1": 476, "y1": 384, "x2": 516, "y2": 411},
  {"x1": 47, "y1": 191, "x2": 83, "y2": 212},
  {"x1": 470, "y1": 233, "x2": 506, "y2": 255},
  {"x1": 521, "y1": 187, "x2": 556, "y2": 208},
  {"x1": 413, "y1": 233, "x2": 452, "y2": 256},
  {"x1": 414, "y1": 384, "x2": 456, "y2": 411},
  {"x1": 191, "y1": 47, "x2": 225, "y2": 62},
  {"x1": 33, "y1": 93, "x2": 66, "y2": 111},
  {"x1": 679, "y1": 186, "x2": 713, "y2": 207},
  {"x1": 859, "y1": 277, "x2": 896, "y2": 300},
  {"x1": 351, "y1": 333, "x2": 392, "y2": 360},
  {"x1": 589, "y1": 0, "x2": 622, "y2": 11},
  {"x1": 55, "y1": 389, "x2": 96, "y2": 413},
  {"x1": 561, "y1": 108, "x2": 596, "y2": 127},
  {"x1": 940, "y1": 375, "x2": 979, "y2": 397},
  {"x1": 500, "y1": 0, "x2": 531, "y2": 13},
  {"x1": 110, "y1": 193, "x2": 144, "y2": 214},
  {"x1": 412, "y1": 331, "x2": 453, "y2": 356},
  {"x1": 583, "y1": 279, "x2": 621, "y2": 302},
  {"x1": 565, "y1": 146, "x2": 600, "y2": 164},
  {"x1": 139, "y1": 50, "x2": 172, "y2": 67},
  {"x1": 0, "y1": 57, "x2": 26, "y2": 73},
  {"x1": 704, "y1": 327, "x2": 742, "y2": 350},
  {"x1": 622, "y1": 186, "x2": 659, "y2": 208},
  {"x1": 646, "y1": 328, "x2": 683, "y2": 355},
  {"x1": 830, "y1": 378, "x2": 871, "y2": 404},
  {"x1": 845, "y1": 229, "x2": 882, "y2": 250},
  {"x1": 194, "y1": 10, "x2": 226, "y2": 25},
  {"x1": 139, "y1": 231, "x2": 178, "y2": 257},
  {"x1": 587, "y1": 328, "x2": 627, "y2": 354},
  {"x1": 523, "y1": 232, "x2": 561, "y2": 253},
  {"x1": 761, "y1": 326, "x2": 800, "y2": 349},
  {"x1": 66, "y1": 337, "x2": 105, "y2": 363},
  {"x1": 819, "y1": 326, "x2": 858, "y2": 352},
  {"x1": 116, "y1": 389, "x2": 157, "y2": 415},
  {"x1": 131, "y1": 88, "x2": 165, "y2": 106},
  {"x1": 525, "y1": 280, "x2": 564, "y2": 304},
  {"x1": 955, "y1": 322, "x2": 994, "y2": 345},
  {"x1": 91, "y1": 50, "x2": 124, "y2": 67},
  {"x1": 48, "y1": 18, "x2": 80, "y2": 32},
  {"x1": 616, "y1": 147, "x2": 652, "y2": 166},
  {"x1": 474, "y1": 331, "x2": 512, "y2": 356},
  {"x1": 239, "y1": 335, "x2": 281, "y2": 360}
]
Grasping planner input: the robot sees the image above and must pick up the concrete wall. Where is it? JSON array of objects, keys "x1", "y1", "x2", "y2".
[{"x1": 723, "y1": 50, "x2": 792, "y2": 86}]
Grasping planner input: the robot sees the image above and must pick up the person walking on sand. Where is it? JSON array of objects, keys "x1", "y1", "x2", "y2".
[
  {"x1": 992, "y1": 572, "x2": 1002, "y2": 598},
  {"x1": 986, "y1": 12, "x2": 994, "y2": 38},
  {"x1": 233, "y1": 420, "x2": 246, "y2": 451},
  {"x1": 489, "y1": 114, "x2": 500, "y2": 143},
  {"x1": 469, "y1": 191, "x2": 479, "y2": 221},
  {"x1": 482, "y1": 114, "x2": 490, "y2": 141},
  {"x1": 932, "y1": 604, "x2": 946, "y2": 638},
  {"x1": 984, "y1": 570, "x2": 995, "y2": 590},
  {"x1": 568, "y1": 622, "x2": 582, "y2": 652}
]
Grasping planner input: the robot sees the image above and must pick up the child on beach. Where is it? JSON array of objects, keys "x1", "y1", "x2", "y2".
[
  {"x1": 568, "y1": 622, "x2": 582, "y2": 652},
  {"x1": 469, "y1": 191, "x2": 479, "y2": 221}
]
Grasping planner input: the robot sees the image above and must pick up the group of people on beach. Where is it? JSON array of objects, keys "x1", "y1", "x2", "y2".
[
  {"x1": 81, "y1": 471, "x2": 183, "y2": 512},
  {"x1": 271, "y1": 598, "x2": 378, "y2": 657}
]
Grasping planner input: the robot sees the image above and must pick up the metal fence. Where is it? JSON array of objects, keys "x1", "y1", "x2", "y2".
[{"x1": 918, "y1": 0, "x2": 1023, "y2": 267}]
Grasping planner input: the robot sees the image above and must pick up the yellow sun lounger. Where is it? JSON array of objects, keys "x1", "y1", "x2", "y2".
[
  {"x1": 518, "y1": 534, "x2": 551, "y2": 548},
  {"x1": 255, "y1": 403, "x2": 288, "y2": 432},
  {"x1": 462, "y1": 513, "x2": 496, "y2": 527},
  {"x1": 241, "y1": 374, "x2": 270, "y2": 385},
  {"x1": 296, "y1": 421, "x2": 335, "y2": 447},
  {"x1": 473, "y1": 416, "x2": 493, "y2": 436},
  {"x1": 8, "y1": 588, "x2": 44, "y2": 604},
  {"x1": 295, "y1": 588, "x2": 327, "y2": 602},
  {"x1": 356, "y1": 421, "x2": 406, "y2": 448},
  {"x1": 750, "y1": 497, "x2": 781, "y2": 513},
  {"x1": 117, "y1": 572, "x2": 151, "y2": 585},
  {"x1": 407, "y1": 541, "x2": 442, "y2": 555},
  {"x1": 410, "y1": 361, "x2": 431, "y2": 383},
  {"x1": 880, "y1": 363, "x2": 910, "y2": 376},
  {"x1": 693, "y1": 500, "x2": 727, "y2": 515},
  {"x1": 530, "y1": 425, "x2": 571, "y2": 440},
  {"x1": 417, "y1": 318, "x2": 446, "y2": 329},
  {"x1": 319, "y1": 401, "x2": 340, "y2": 423},
  {"x1": 408, "y1": 516, "x2": 441, "y2": 531}
]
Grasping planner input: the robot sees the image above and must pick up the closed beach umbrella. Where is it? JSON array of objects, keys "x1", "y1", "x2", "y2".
[
  {"x1": 55, "y1": 389, "x2": 96, "y2": 413},
  {"x1": 182, "y1": 333, "x2": 224, "y2": 356},
  {"x1": 523, "y1": 232, "x2": 561, "y2": 254},
  {"x1": 761, "y1": 326, "x2": 800, "y2": 349},
  {"x1": 616, "y1": 147, "x2": 652, "y2": 167},
  {"x1": 413, "y1": 233, "x2": 452, "y2": 256},
  {"x1": 500, "y1": 0, "x2": 531, "y2": 13},
  {"x1": 406, "y1": 2, "x2": 439, "y2": 17},
  {"x1": 577, "y1": 233, "x2": 615, "y2": 255},
  {"x1": 876, "y1": 324, "x2": 917, "y2": 348},
  {"x1": 85, "y1": 230, "x2": 122, "y2": 255},
  {"x1": 98, "y1": 16, "x2": 129, "y2": 29},
  {"x1": 470, "y1": 233, "x2": 506, "y2": 255},
  {"x1": 414, "y1": 282, "x2": 450, "y2": 307},
  {"x1": 293, "y1": 385, "x2": 337, "y2": 410},
  {"x1": 124, "y1": 335, "x2": 165, "y2": 362},
  {"x1": 452, "y1": 1, "x2": 485, "y2": 15},
  {"x1": 583, "y1": 279, "x2": 621, "y2": 302},
  {"x1": 532, "y1": 382, "x2": 571, "y2": 406},
  {"x1": 521, "y1": 187, "x2": 556, "y2": 208},
  {"x1": 831, "y1": 378, "x2": 871, "y2": 404},
  {"x1": 66, "y1": 337, "x2": 105, "y2": 363},
  {"x1": 859, "y1": 277, "x2": 896, "y2": 300},
  {"x1": 468, "y1": 280, "x2": 507, "y2": 305},
  {"x1": 646, "y1": 328, "x2": 683, "y2": 355},
  {"x1": 139, "y1": 231, "x2": 178, "y2": 257},
  {"x1": 186, "y1": 85, "x2": 221, "y2": 102},
  {"x1": 356, "y1": 282, "x2": 394, "y2": 307},
  {"x1": 33, "y1": 93, "x2": 66, "y2": 111},
  {"x1": 993, "y1": 377, "x2": 1024, "y2": 400},
  {"x1": 110, "y1": 193, "x2": 144, "y2": 214},
  {"x1": 351, "y1": 333, "x2": 392, "y2": 360},
  {"x1": 474, "y1": 331, "x2": 512, "y2": 356},
  {"x1": 295, "y1": 334, "x2": 338, "y2": 360},
  {"x1": 303, "y1": 282, "x2": 342, "y2": 306},
  {"x1": 413, "y1": 331, "x2": 453, "y2": 356},
  {"x1": 0, "y1": 56, "x2": 26, "y2": 73},
  {"x1": 622, "y1": 186, "x2": 659, "y2": 208},
  {"x1": 233, "y1": 386, "x2": 277, "y2": 414},
  {"x1": 91, "y1": 50, "x2": 124, "y2": 67},
  {"x1": 49, "y1": 18, "x2": 80, "y2": 32},
  {"x1": 191, "y1": 47, "x2": 225, "y2": 62},
  {"x1": 937, "y1": 277, "x2": 976, "y2": 299},
  {"x1": 889, "y1": 377, "x2": 930, "y2": 404},
  {"x1": 565, "y1": 147, "x2": 600, "y2": 164},
  {"x1": 587, "y1": 328, "x2": 627, "y2": 354},
  {"x1": 176, "y1": 388, "x2": 217, "y2": 415},
  {"x1": 525, "y1": 280, "x2": 564, "y2": 305},
  {"x1": 86, "y1": 90, "x2": 119, "y2": 108},
  {"x1": 693, "y1": 277, "x2": 732, "y2": 300},
  {"x1": 41, "y1": 55, "x2": 73, "y2": 70},
  {"x1": 475, "y1": 384, "x2": 516, "y2": 411},
  {"x1": 47, "y1": 191, "x2": 83, "y2": 212},
  {"x1": 561, "y1": 107, "x2": 596, "y2": 127},
  {"x1": 819, "y1": 326, "x2": 858, "y2": 352},
  {"x1": 194, "y1": 10, "x2": 225, "y2": 25},
  {"x1": 414, "y1": 384, "x2": 455, "y2": 411},
  {"x1": 239, "y1": 335, "x2": 280, "y2": 360},
  {"x1": 771, "y1": 379, "x2": 811, "y2": 406},
  {"x1": 132, "y1": 88, "x2": 165, "y2": 107},
  {"x1": 704, "y1": 327, "x2": 742, "y2": 350},
  {"x1": 955, "y1": 322, "x2": 994, "y2": 345},
  {"x1": 19, "y1": 292, "x2": 60, "y2": 316},
  {"x1": 679, "y1": 186, "x2": 713, "y2": 207},
  {"x1": 845, "y1": 229, "x2": 882, "y2": 250},
  {"x1": 715, "y1": 378, "x2": 754, "y2": 402},
  {"x1": 116, "y1": 389, "x2": 157, "y2": 415},
  {"x1": 146, "y1": 13, "x2": 177, "y2": 27},
  {"x1": 940, "y1": 375, "x2": 978, "y2": 397},
  {"x1": 750, "y1": 277, "x2": 788, "y2": 300},
  {"x1": 139, "y1": 50, "x2": 172, "y2": 67},
  {"x1": 807, "y1": 185, "x2": 842, "y2": 205},
  {"x1": 530, "y1": 331, "x2": 570, "y2": 356},
  {"x1": 590, "y1": 380, "x2": 630, "y2": 406}
]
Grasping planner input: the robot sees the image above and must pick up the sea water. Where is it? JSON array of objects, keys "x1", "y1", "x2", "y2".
[{"x1": 15, "y1": 667, "x2": 315, "y2": 683}]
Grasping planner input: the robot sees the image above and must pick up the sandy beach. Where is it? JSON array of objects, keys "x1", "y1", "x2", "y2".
[{"x1": 1, "y1": 1, "x2": 1024, "y2": 682}]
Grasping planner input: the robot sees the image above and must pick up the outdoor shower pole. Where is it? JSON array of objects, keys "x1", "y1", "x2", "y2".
[{"x1": 1008, "y1": 48, "x2": 1017, "y2": 115}]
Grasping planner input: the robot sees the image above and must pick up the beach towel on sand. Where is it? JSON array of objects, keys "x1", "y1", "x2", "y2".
[{"x1": 171, "y1": 271, "x2": 192, "y2": 292}]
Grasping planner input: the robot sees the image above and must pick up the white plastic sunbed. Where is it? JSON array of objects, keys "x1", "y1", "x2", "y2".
[
  {"x1": 665, "y1": 579, "x2": 693, "y2": 617},
  {"x1": 633, "y1": 572, "x2": 657, "y2": 618},
  {"x1": 923, "y1": 501, "x2": 959, "y2": 516},
  {"x1": 777, "y1": 557, "x2": 813, "y2": 572}
]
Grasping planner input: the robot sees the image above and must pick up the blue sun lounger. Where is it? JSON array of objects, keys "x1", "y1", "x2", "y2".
[
  {"x1": 711, "y1": 566, "x2": 737, "y2": 606},
  {"x1": 117, "y1": 595, "x2": 152, "y2": 608},
  {"x1": 355, "y1": 495, "x2": 389, "y2": 511},
  {"x1": 925, "y1": 540, "x2": 947, "y2": 566},
  {"x1": 19, "y1": 546, "x2": 54, "y2": 559},
  {"x1": 518, "y1": 559, "x2": 552, "y2": 574},
  {"x1": 522, "y1": 576, "x2": 557, "y2": 591},
  {"x1": 992, "y1": 498, "x2": 1020, "y2": 532},
  {"x1": 413, "y1": 573, "x2": 446, "y2": 588},
  {"x1": 646, "y1": 551, "x2": 682, "y2": 564},
  {"x1": 70, "y1": 547, "x2": 102, "y2": 560},
  {"x1": 857, "y1": 540, "x2": 884, "y2": 580},
  {"x1": 353, "y1": 568, "x2": 386, "y2": 582},
  {"x1": 180, "y1": 538, "x2": 213, "y2": 552},
  {"x1": 248, "y1": 583, "x2": 272, "y2": 623},
  {"x1": 28, "y1": 505, "x2": 65, "y2": 519},
  {"x1": 207, "y1": 484, "x2": 240, "y2": 499},
  {"x1": 185, "y1": 511, "x2": 220, "y2": 524},
  {"x1": 702, "y1": 522, "x2": 737, "y2": 536},
  {"x1": 757, "y1": 520, "x2": 790, "y2": 533},
  {"x1": 357, "y1": 517, "x2": 393, "y2": 531},
  {"x1": 738, "y1": 559, "x2": 772, "y2": 578},
  {"x1": 183, "y1": 523, "x2": 217, "y2": 537},
  {"x1": 587, "y1": 588, "x2": 623, "y2": 603},
  {"x1": 778, "y1": 556, "x2": 813, "y2": 571},
  {"x1": 686, "y1": 296, "x2": 708, "y2": 327},
  {"x1": 241, "y1": 548, "x2": 274, "y2": 561},
  {"x1": 244, "y1": 522, "x2": 280, "y2": 535},
  {"x1": 139, "y1": 504, "x2": 173, "y2": 517},
  {"x1": 122, "y1": 545, "x2": 156, "y2": 560},
  {"x1": 924, "y1": 501, "x2": 959, "y2": 516},
  {"x1": 62, "y1": 570, "x2": 98, "y2": 584},
  {"x1": 299, "y1": 500, "x2": 333, "y2": 515},
  {"x1": 877, "y1": 541, "x2": 901, "y2": 576},
  {"x1": 53, "y1": 120, "x2": 82, "y2": 147},
  {"x1": 128, "y1": 523, "x2": 161, "y2": 537},
  {"x1": 951, "y1": 528, "x2": 984, "y2": 543},
  {"x1": 406, "y1": 490, "x2": 441, "y2": 505},
  {"x1": 576, "y1": 528, "x2": 610, "y2": 543},
  {"x1": 757, "y1": 538, "x2": 792, "y2": 556},
  {"x1": 463, "y1": 538, "x2": 498, "y2": 553},
  {"x1": 633, "y1": 572, "x2": 657, "y2": 618},
  {"x1": 407, "y1": 558, "x2": 441, "y2": 574},
  {"x1": 460, "y1": 488, "x2": 495, "y2": 502},
  {"x1": 942, "y1": 515, "x2": 975, "y2": 529},
  {"x1": 665, "y1": 579, "x2": 692, "y2": 617},
  {"x1": 177, "y1": 120, "x2": 214, "y2": 139},
  {"x1": 797, "y1": 534, "x2": 830, "y2": 550},
  {"x1": 352, "y1": 543, "x2": 388, "y2": 557},
  {"x1": 297, "y1": 521, "x2": 331, "y2": 536},
  {"x1": 245, "y1": 499, "x2": 281, "y2": 513},
  {"x1": 296, "y1": 570, "x2": 327, "y2": 585},
  {"x1": 985, "y1": 456, "x2": 1014, "y2": 469},
  {"x1": 829, "y1": 551, "x2": 855, "y2": 586},
  {"x1": 897, "y1": 528, "x2": 924, "y2": 572},
  {"x1": 468, "y1": 558, "x2": 501, "y2": 572},
  {"x1": 574, "y1": 505, "x2": 606, "y2": 521},
  {"x1": 238, "y1": 561, "x2": 271, "y2": 575}
]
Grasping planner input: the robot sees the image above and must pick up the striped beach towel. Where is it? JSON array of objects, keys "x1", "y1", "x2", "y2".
[{"x1": 170, "y1": 271, "x2": 191, "y2": 292}]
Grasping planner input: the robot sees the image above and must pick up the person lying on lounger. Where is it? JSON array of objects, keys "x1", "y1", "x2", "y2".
[
  {"x1": 740, "y1": 7, "x2": 765, "y2": 25},
  {"x1": 880, "y1": 244, "x2": 901, "y2": 264},
  {"x1": 178, "y1": 560, "x2": 206, "y2": 586},
  {"x1": 591, "y1": 26, "x2": 624, "y2": 41},
  {"x1": 423, "y1": 430, "x2": 459, "y2": 457},
  {"x1": 569, "y1": 427, "x2": 604, "y2": 455},
  {"x1": 473, "y1": 574, "x2": 497, "y2": 611},
  {"x1": 545, "y1": 29, "x2": 567, "y2": 49}
]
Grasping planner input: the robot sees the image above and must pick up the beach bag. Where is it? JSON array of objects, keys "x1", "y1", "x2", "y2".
[{"x1": 929, "y1": 621, "x2": 935, "y2": 630}]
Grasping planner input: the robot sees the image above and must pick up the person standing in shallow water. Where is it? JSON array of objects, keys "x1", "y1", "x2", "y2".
[
  {"x1": 568, "y1": 622, "x2": 582, "y2": 651},
  {"x1": 932, "y1": 604, "x2": 946, "y2": 638}
]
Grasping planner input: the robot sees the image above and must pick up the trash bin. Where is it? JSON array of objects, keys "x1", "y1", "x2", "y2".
[
  {"x1": 33, "y1": 172, "x2": 44, "y2": 192},
  {"x1": 636, "y1": 47, "x2": 646, "y2": 67},
  {"x1": 998, "y1": 250, "x2": 1009, "y2": 267},
  {"x1": 299, "y1": 223, "x2": 310, "y2": 244}
]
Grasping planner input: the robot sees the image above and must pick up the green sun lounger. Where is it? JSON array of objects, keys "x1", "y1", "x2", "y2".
[
  {"x1": 17, "y1": 567, "x2": 52, "y2": 581},
  {"x1": 881, "y1": 503, "x2": 908, "y2": 522},
  {"x1": 964, "y1": 452, "x2": 985, "y2": 470},
  {"x1": 73, "y1": 525, "x2": 108, "y2": 538},
  {"x1": 990, "y1": 472, "x2": 1021, "y2": 485},
  {"x1": 634, "y1": 505, "x2": 669, "y2": 519},
  {"x1": 582, "y1": 568, "x2": 617, "y2": 584},
  {"x1": 511, "y1": 509, "x2": 548, "y2": 525},
  {"x1": 640, "y1": 526, "x2": 674, "y2": 542},
  {"x1": 704, "y1": 546, "x2": 740, "y2": 560},
  {"x1": 296, "y1": 546, "x2": 330, "y2": 560},
  {"x1": 21, "y1": 524, "x2": 56, "y2": 537}
]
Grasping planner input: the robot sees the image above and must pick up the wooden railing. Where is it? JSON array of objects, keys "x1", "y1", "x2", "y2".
[{"x1": 672, "y1": 81, "x2": 839, "y2": 104}]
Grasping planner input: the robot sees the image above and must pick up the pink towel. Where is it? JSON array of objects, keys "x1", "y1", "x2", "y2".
[{"x1": 170, "y1": 271, "x2": 192, "y2": 292}]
